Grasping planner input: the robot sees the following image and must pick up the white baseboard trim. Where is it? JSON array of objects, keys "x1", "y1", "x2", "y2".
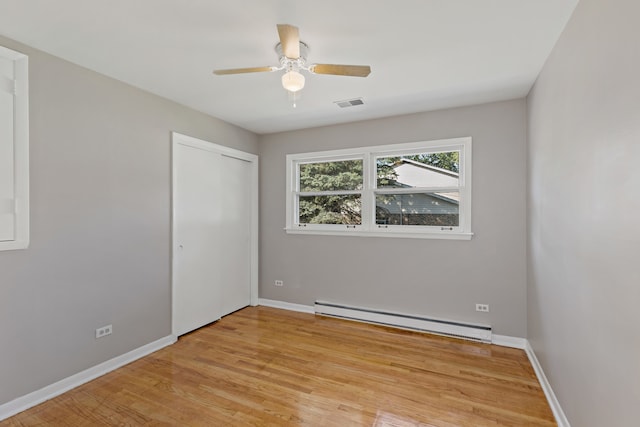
[
  {"x1": 525, "y1": 341, "x2": 571, "y2": 427},
  {"x1": 493, "y1": 335, "x2": 570, "y2": 425},
  {"x1": 0, "y1": 335, "x2": 177, "y2": 422},
  {"x1": 258, "y1": 298, "x2": 315, "y2": 314},
  {"x1": 492, "y1": 334, "x2": 527, "y2": 349}
]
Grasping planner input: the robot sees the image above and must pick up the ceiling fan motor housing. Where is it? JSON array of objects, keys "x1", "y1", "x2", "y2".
[{"x1": 276, "y1": 41, "x2": 309, "y2": 71}]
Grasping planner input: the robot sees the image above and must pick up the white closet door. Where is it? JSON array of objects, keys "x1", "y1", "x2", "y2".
[
  {"x1": 173, "y1": 143, "x2": 223, "y2": 336},
  {"x1": 219, "y1": 154, "x2": 252, "y2": 315},
  {"x1": 172, "y1": 134, "x2": 256, "y2": 337}
]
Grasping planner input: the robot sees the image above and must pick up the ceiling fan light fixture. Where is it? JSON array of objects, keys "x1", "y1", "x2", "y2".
[
  {"x1": 213, "y1": 24, "x2": 371, "y2": 103},
  {"x1": 282, "y1": 70, "x2": 305, "y2": 92}
]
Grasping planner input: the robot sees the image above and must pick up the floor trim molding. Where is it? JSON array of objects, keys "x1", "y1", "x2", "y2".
[
  {"x1": 258, "y1": 298, "x2": 315, "y2": 314},
  {"x1": 525, "y1": 341, "x2": 571, "y2": 427},
  {"x1": 492, "y1": 334, "x2": 527, "y2": 349},
  {"x1": 5, "y1": 301, "x2": 568, "y2": 425},
  {"x1": 0, "y1": 335, "x2": 176, "y2": 421}
]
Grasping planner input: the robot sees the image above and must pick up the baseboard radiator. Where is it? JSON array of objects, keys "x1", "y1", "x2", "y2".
[{"x1": 314, "y1": 301, "x2": 492, "y2": 343}]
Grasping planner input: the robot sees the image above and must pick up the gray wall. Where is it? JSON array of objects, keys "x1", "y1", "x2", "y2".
[
  {"x1": 259, "y1": 99, "x2": 528, "y2": 336},
  {"x1": 527, "y1": 0, "x2": 640, "y2": 425},
  {"x1": 0, "y1": 36, "x2": 258, "y2": 405}
]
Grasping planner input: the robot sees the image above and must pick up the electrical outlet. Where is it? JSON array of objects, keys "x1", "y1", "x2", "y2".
[
  {"x1": 475, "y1": 304, "x2": 490, "y2": 313},
  {"x1": 274, "y1": 280, "x2": 284, "y2": 287},
  {"x1": 95, "y1": 324, "x2": 113, "y2": 339}
]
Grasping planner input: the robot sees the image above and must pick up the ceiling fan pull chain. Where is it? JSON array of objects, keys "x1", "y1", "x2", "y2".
[{"x1": 288, "y1": 90, "x2": 299, "y2": 108}]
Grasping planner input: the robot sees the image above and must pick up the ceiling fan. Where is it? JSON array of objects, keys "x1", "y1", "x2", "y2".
[{"x1": 213, "y1": 24, "x2": 371, "y2": 98}]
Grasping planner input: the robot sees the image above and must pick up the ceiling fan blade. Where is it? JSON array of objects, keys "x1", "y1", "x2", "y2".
[
  {"x1": 213, "y1": 66, "x2": 277, "y2": 75},
  {"x1": 277, "y1": 24, "x2": 300, "y2": 59},
  {"x1": 309, "y1": 64, "x2": 371, "y2": 77}
]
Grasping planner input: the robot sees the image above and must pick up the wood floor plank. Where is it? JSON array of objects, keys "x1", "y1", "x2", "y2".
[{"x1": 2, "y1": 306, "x2": 555, "y2": 426}]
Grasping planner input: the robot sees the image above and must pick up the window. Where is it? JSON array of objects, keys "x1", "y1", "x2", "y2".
[
  {"x1": 0, "y1": 45, "x2": 29, "y2": 251},
  {"x1": 297, "y1": 158, "x2": 363, "y2": 228},
  {"x1": 286, "y1": 137, "x2": 472, "y2": 239}
]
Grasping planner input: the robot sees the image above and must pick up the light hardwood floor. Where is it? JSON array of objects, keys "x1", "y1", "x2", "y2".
[{"x1": 3, "y1": 306, "x2": 555, "y2": 426}]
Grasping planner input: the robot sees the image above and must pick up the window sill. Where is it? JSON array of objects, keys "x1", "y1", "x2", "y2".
[
  {"x1": 284, "y1": 228, "x2": 473, "y2": 240},
  {"x1": 0, "y1": 239, "x2": 30, "y2": 251}
]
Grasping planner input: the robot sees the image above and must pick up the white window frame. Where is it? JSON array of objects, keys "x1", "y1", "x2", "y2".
[
  {"x1": 293, "y1": 154, "x2": 366, "y2": 232},
  {"x1": 0, "y1": 45, "x2": 29, "y2": 251},
  {"x1": 286, "y1": 137, "x2": 472, "y2": 240}
]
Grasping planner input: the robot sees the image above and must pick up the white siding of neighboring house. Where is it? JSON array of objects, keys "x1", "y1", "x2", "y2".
[
  {"x1": 377, "y1": 193, "x2": 457, "y2": 215},
  {"x1": 392, "y1": 162, "x2": 458, "y2": 188}
]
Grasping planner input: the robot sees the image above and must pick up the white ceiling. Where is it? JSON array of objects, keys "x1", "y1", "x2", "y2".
[{"x1": 0, "y1": 0, "x2": 578, "y2": 134}]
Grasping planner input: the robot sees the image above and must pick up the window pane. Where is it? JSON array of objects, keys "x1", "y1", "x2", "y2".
[
  {"x1": 375, "y1": 192, "x2": 459, "y2": 226},
  {"x1": 376, "y1": 151, "x2": 459, "y2": 188},
  {"x1": 299, "y1": 195, "x2": 361, "y2": 225},
  {"x1": 299, "y1": 160, "x2": 363, "y2": 192}
]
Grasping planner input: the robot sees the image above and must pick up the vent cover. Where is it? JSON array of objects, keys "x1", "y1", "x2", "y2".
[{"x1": 335, "y1": 98, "x2": 364, "y2": 108}]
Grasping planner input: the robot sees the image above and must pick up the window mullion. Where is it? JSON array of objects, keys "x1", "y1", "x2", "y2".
[{"x1": 362, "y1": 153, "x2": 375, "y2": 230}]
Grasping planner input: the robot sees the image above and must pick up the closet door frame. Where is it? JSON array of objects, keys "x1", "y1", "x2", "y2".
[{"x1": 171, "y1": 132, "x2": 258, "y2": 337}]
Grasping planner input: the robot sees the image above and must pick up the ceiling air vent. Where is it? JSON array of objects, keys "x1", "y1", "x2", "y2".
[{"x1": 335, "y1": 98, "x2": 364, "y2": 108}]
